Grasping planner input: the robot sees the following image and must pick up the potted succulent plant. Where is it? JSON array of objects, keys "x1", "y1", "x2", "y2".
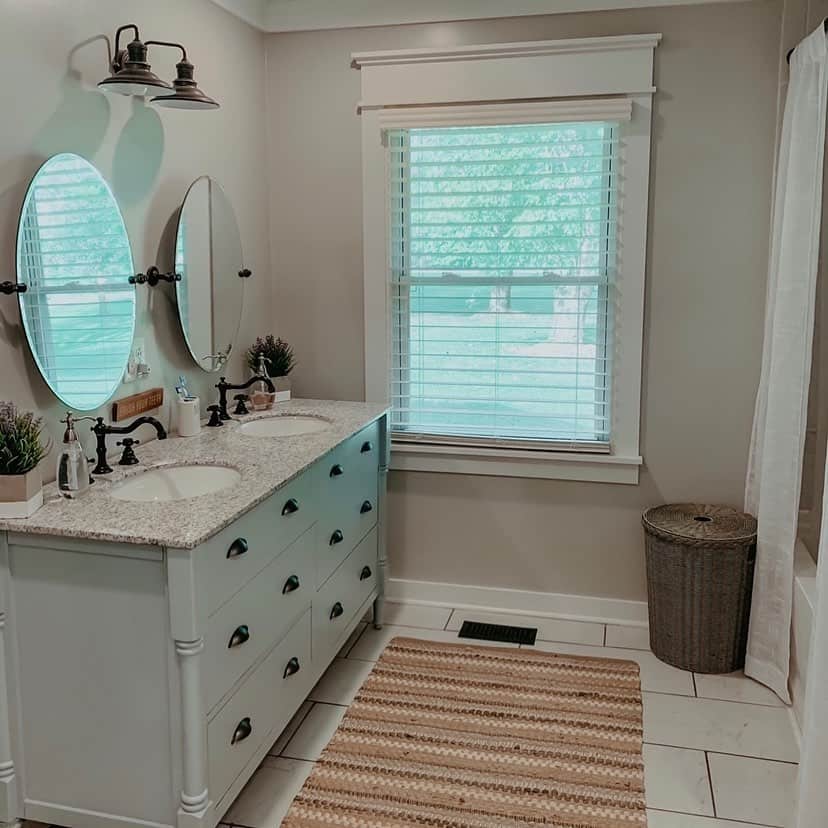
[
  {"x1": 246, "y1": 335, "x2": 296, "y2": 402},
  {"x1": 0, "y1": 402, "x2": 48, "y2": 518}
]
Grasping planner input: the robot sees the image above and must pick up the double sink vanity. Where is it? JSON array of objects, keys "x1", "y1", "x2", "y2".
[{"x1": 0, "y1": 401, "x2": 390, "y2": 828}]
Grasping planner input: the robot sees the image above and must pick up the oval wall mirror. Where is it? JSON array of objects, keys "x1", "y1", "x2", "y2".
[
  {"x1": 174, "y1": 177, "x2": 244, "y2": 372},
  {"x1": 16, "y1": 153, "x2": 136, "y2": 411}
]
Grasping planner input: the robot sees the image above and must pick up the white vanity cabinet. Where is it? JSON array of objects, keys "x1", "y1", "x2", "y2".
[{"x1": 0, "y1": 414, "x2": 389, "y2": 828}]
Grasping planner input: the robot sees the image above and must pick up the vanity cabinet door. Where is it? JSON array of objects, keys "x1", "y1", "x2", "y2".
[
  {"x1": 200, "y1": 471, "x2": 314, "y2": 614},
  {"x1": 204, "y1": 526, "x2": 314, "y2": 712},
  {"x1": 313, "y1": 527, "x2": 378, "y2": 661},
  {"x1": 208, "y1": 610, "x2": 312, "y2": 803}
]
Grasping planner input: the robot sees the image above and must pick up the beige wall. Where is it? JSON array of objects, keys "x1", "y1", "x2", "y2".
[
  {"x1": 0, "y1": 0, "x2": 269, "y2": 474},
  {"x1": 266, "y1": 1, "x2": 782, "y2": 601}
]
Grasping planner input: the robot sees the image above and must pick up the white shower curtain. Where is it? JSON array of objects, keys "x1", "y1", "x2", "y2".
[
  {"x1": 744, "y1": 23, "x2": 828, "y2": 704},
  {"x1": 797, "y1": 457, "x2": 828, "y2": 825}
]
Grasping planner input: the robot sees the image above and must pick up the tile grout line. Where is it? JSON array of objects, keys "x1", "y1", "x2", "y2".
[
  {"x1": 644, "y1": 741, "x2": 799, "y2": 766},
  {"x1": 341, "y1": 623, "x2": 369, "y2": 658},
  {"x1": 704, "y1": 750, "x2": 718, "y2": 818},
  {"x1": 277, "y1": 702, "x2": 316, "y2": 757},
  {"x1": 645, "y1": 807, "x2": 777, "y2": 827}
]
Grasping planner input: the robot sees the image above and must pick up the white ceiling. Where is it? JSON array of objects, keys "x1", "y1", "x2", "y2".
[{"x1": 212, "y1": 0, "x2": 754, "y2": 33}]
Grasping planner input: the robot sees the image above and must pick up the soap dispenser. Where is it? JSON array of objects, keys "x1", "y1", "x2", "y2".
[
  {"x1": 57, "y1": 413, "x2": 93, "y2": 499},
  {"x1": 249, "y1": 353, "x2": 274, "y2": 411}
]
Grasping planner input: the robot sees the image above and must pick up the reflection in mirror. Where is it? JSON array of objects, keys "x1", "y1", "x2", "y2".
[
  {"x1": 175, "y1": 177, "x2": 244, "y2": 372},
  {"x1": 16, "y1": 153, "x2": 136, "y2": 411}
]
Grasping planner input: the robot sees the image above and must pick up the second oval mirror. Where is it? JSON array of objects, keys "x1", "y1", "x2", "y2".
[{"x1": 175, "y1": 177, "x2": 245, "y2": 372}]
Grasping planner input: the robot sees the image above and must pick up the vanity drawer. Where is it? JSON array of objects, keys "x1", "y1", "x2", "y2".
[
  {"x1": 313, "y1": 527, "x2": 378, "y2": 660},
  {"x1": 205, "y1": 526, "x2": 314, "y2": 711},
  {"x1": 200, "y1": 472, "x2": 314, "y2": 614},
  {"x1": 316, "y1": 466, "x2": 378, "y2": 588},
  {"x1": 347, "y1": 421, "x2": 381, "y2": 477},
  {"x1": 208, "y1": 609, "x2": 311, "y2": 802}
]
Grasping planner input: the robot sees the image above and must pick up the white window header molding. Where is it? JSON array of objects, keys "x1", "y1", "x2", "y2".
[
  {"x1": 352, "y1": 34, "x2": 661, "y2": 108},
  {"x1": 374, "y1": 98, "x2": 633, "y2": 126}
]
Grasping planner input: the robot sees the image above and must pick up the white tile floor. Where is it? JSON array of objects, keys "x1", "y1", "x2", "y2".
[{"x1": 220, "y1": 601, "x2": 798, "y2": 828}]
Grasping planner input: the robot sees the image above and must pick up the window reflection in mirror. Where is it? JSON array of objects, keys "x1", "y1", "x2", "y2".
[
  {"x1": 175, "y1": 177, "x2": 244, "y2": 372},
  {"x1": 16, "y1": 153, "x2": 136, "y2": 410}
]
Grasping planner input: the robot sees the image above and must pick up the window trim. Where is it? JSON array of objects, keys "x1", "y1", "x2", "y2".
[{"x1": 356, "y1": 35, "x2": 659, "y2": 484}]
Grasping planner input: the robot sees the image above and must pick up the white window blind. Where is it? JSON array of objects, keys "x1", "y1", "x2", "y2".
[{"x1": 388, "y1": 120, "x2": 619, "y2": 451}]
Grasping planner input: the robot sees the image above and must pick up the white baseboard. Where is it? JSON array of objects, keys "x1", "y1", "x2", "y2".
[{"x1": 387, "y1": 577, "x2": 648, "y2": 627}]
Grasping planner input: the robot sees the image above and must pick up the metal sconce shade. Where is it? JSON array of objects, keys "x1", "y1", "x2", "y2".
[
  {"x1": 151, "y1": 60, "x2": 219, "y2": 110},
  {"x1": 98, "y1": 36, "x2": 172, "y2": 97}
]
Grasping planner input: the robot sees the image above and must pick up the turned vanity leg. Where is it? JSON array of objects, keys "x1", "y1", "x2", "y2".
[
  {"x1": 167, "y1": 550, "x2": 211, "y2": 828},
  {"x1": 0, "y1": 538, "x2": 18, "y2": 823},
  {"x1": 373, "y1": 414, "x2": 390, "y2": 630}
]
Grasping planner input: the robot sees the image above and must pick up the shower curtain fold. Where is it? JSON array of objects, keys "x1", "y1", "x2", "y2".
[{"x1": 744, "y1": 22, "x2": 828, "y2": 704}]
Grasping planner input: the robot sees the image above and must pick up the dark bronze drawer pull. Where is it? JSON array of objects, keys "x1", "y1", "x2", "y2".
[
  {"x1": 330, "y1": 601, "x2": 344, "y2": 620},
  {"x1": 330, "y1": 464, "x2": 344, "y2": 477},
  {"x1": 226, "y1": 537, "x2": 249, "y2": 559},
  {"x1": 360, "y1": 500, "x2": 373, "y2": 514},
  {"x1": 283, "y1": 656, "x2": 301, "y2": 679},
  {"x1": 231, "y1": 717, "x2": 252, "y2": 745},
  {"x1": 281, "y1": 498, "x2": 299, "y2": 516},
  {"x1": 228, "y1": 625, "x2": 250, "y2": 649},
  {"x1": 330, "y1": 529, "x2": 344, "y2": 545},
  {"x1": 360, "y1": 441, "x2": 373, "y2": 453},
  {"x1": 282, "y1": 574, "x2": 300, "y2": 594},
  {"x1": 360, "y1": 565, "x2": 372, "y2": 581}
]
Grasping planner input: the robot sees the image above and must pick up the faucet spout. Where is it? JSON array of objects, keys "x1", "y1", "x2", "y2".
[
  {"x1": 91, "y1": 416, "x2": 167, "y2": 474},
  {"x1": 215, "y1": 375, "x2": 275, "y2": 420}
]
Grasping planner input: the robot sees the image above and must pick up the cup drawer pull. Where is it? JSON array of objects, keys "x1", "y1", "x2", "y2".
[
  {"x1": 281, "y1": 498, "x2": 299, "y2": 516},
  {"x1": 330, "y1": 464, "x2": 344, "y2": 477},
  {"x1": 231, "y1": 717, "x2": 252, "y2": 745},
  {"x1": 360, "y1": 565, "x2": 372, "y2": 581},
  {"x1": 228, "y1": 625, "x2": 250, "y2": 649},
  {"x1": 226, "y1": 537, "x2": 249, "y2": 559},
  {"x1": 329, "y1": 529, "x2": 344, "y2": 545},
  {"x1": 282, "y1": 574, "x2": 300, "y2": 594},
  {"x1": 283, "y1": 656, "x2": 301, "y2": 679},
  {"x1": 330, "y1": 601, "x2": 344, "y2": 620},
  {"x1": 360, "y1": 500, "x2": 373, "y2": 514},
  {"x1": 360, "y1": 441, "x2": 373, "y2": 453}
]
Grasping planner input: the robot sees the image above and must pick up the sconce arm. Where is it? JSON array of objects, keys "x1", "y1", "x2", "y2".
[{"x1": 145, "y1": 40, "x2": 188, "y2": 63}]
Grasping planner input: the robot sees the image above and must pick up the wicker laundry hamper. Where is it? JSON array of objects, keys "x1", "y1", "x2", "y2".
[{"x1": 642, "y1": 504, "x2": 757, "y2": 674}]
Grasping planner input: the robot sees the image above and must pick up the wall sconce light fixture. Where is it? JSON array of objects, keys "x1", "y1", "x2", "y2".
[{"x1": 98, "y1": 25, "x2": 219, "y2": 111}]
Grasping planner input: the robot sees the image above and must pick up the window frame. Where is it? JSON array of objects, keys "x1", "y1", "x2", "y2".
[{"x1": 356, "y1": 35, "x2": 660, "y2": 484}]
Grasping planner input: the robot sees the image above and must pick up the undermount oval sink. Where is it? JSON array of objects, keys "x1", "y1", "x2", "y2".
[
  {"x1": 239, "y1": 415, "x2": 332, "y2": 438},
  {"x1": 108, "y1": 465, "x2": 241, "y2": 502}
]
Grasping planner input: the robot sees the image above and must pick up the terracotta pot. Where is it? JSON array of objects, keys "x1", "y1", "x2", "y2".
[{"x1": 0, "y1": 468, "x2": 43, "y2": 518}]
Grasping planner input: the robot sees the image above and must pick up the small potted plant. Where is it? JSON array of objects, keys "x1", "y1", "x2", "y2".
[
  {"x1": 0, "y1": 402, "x2": 48, "y2": 518},
  {"x1": 246, "y1": 335, "x2": 296, "y2": 403}
]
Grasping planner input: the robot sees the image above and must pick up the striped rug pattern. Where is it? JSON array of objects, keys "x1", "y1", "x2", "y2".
[{"x1": 283, "y1": 636, "x2": 646, "y2": 827}]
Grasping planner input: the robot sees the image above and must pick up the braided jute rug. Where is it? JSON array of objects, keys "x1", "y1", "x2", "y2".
[{"x1": 283, "y1": 636, "x2": 646, "y2": 827}]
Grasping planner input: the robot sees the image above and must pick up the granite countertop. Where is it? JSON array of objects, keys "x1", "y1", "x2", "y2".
[{"x1": 0, "y1": 399, "x2": 388, "y2": 550}]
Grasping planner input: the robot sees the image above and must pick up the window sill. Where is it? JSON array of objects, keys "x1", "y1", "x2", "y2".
[{"x1": 390, "y1": 442, "x2": 642, "y2": 484}]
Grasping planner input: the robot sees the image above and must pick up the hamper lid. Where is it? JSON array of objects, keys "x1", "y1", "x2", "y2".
[{"x1": 642, "y1": 503, "x2": 757, "y2": 541}]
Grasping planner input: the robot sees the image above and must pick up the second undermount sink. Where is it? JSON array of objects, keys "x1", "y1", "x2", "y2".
[
  {"x1": 108, "y1": 465, "x2": 241, "y2": 502},
  {"x1": 239, "y1": 415, "x2": 332, "y2": 438}
]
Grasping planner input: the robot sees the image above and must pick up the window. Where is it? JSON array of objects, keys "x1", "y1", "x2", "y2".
[
  {"x1": 388, "y1": 121, "x2": 617, "y2": 451},
  {"x1": 356, "y1": 35, "x2": 658, "y2": 482}
]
